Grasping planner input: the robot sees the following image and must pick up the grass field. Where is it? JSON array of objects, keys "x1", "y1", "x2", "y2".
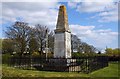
[{"x1": 2, "y1": 62, "x2": 119, "y2": 78}]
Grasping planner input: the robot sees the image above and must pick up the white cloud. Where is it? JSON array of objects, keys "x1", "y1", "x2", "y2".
[
  {"x1": 68, "y1": 0, "x2": 118, "y2": 22},
  {"x1": 68, "y1": 2, "x2": 78, "y2": 8},
  {"x1": 70, "y1": 24, "x2": 118, "y2": 48},
  {"x1": 2, "y1": 2, "x2": 60, "y2": 30},
  {"x1": 0, "y1": 3, "x2": 2, "y2": 24},
  {"x1": 1, "y1": 1, "x2": 118, "y2": 48},
  {"x1": 1, "y1": 0, "x2": 59, "y2": 2},
  {"x1": 70, "y1": 24, "x2": 95, "y2": 33},
  {"x1": 98, "y1": 10, "x2": 118, "y2": 22}
]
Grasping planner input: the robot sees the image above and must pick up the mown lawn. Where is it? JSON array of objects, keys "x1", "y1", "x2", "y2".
[
  {"x1": 2, "y1": 64, "x2": 88, "y2": 77},
  {"x1": 2, "y1": 62, "x2": 119, "y2": 78},
  {"x1": 89, "y1": 62, "x2": 119, "y2": 77}
]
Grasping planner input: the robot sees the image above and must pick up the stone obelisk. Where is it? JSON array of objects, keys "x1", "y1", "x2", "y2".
[{"x1": 54, "y1": 5, "x2": 71, "y2": 58}]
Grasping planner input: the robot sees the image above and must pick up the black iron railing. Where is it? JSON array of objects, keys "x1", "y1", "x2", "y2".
[{"x1": 7, "y1": 56, "x2": 108, "y2": 73}]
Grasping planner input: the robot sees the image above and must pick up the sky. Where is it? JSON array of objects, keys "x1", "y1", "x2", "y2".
[{"x1": 0, "y1": 0, "x2": 119, "y2": 51}]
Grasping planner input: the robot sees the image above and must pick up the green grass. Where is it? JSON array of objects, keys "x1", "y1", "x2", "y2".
[
  {"x1": 2, "y1": 64, "x2": 88, "y2": 77},
  {"x1": 89, "y1": 62, "x2": 119, "y2": 77},
  {"x1": 2, "y1": 62, "x2": 119, "y2": 78}
]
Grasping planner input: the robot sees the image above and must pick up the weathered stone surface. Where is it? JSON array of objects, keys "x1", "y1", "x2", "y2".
[
  {"x1": 54, "y1": 5, "x2": 70, "y2": 33},
  {"x1": 54, "y1": 5, "x2": 71, "y2": 58},
  {"x1": 54, "y1": 33, "x2": 65, "y2": 58}
]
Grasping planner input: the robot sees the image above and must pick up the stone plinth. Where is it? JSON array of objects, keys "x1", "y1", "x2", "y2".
[{"x1": 41, "y1": 59, "x2": 81, "y2": 72}]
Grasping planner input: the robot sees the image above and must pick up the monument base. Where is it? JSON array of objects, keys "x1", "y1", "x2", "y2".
[{"x1": 38, "y1": 59, "x2": 81, "y2": 72}]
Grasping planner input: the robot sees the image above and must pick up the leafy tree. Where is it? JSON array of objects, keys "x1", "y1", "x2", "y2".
[
  {"x1": 105, "y1": 48, "x2": 113, "y2": 56},
  {"x1": 2, "y1": 39, "x2": 14, "y2": 54},
  {"x1": 112, "y1": 48, "x2": 120, "y2": 56},
  {"x1": 105, "y1": 48, "x2": 120, "y2": 56}
]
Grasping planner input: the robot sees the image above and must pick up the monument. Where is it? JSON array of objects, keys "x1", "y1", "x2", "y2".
[
  {"x1": 39, "y1": 5, "x2": 80, "y2": 72},
  {"x1": 54, "y1": 5, "x2": 71, "y2": 58}
]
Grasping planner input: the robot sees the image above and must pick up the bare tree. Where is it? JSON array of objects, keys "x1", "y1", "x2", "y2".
[
  {"x1": 81, "y1": 42, "x2": 96, "y2": 53},
  {"x1": 28, "y1": 27, "x2": 38, "y2": 55},
  {"x1": 5, "y1": 21, "x2": 31, "y2": 56},
  {"x1": 71, "y1": 34, "x2": 97, "y2": 54},
  {"x1": 71, "y1": 34, "x2": 82, "y2": 53},
  {"x1": 48, "y1": 31, "x2": 54, "y2": 53},
  {"x1": 35, "y1": 24, "x2": 49, "y2": 55}
]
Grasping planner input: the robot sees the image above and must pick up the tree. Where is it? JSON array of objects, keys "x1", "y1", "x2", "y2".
[
  {"x1": 80, "y1": 42, "x2": 96, "y2": 53},
  {"x1": 105, "y1": 48, "x2": 120, "y2": 57},
  {"x1": 2, "y1": 39, "x2": 14, "y2": 54},
  {"x1": 5, "y1": 21, "x2": 31, "y2": 56},
  {"x1": 48, "y1": 31, "x2": 54, "y2": 53},
  {"x1": 28, "y1": 27, "x2": 38, "y2": 55},
  {"x1": 113, "y1": 48, "x2": 120, "y2": 57},
  {"x1": 89, "y1": 45, "x2": 97, "y2": 53},
  {"x1": 81, "y1": 42, "x2": 88, "y2": 53},
  {"x1": 71, "y1": 34, "x2": 82, "y2": 53},
  {"x1": 98, "y1": 51, "x2": 101, "y2": 54},
  {"x1": 71, "y1": 34, "x2": 97, "y2": 53},
  {"x1": 35, "y1": 24, "x2": 49, "y2": 55},
  {"x1": 105, "y1": 48, "x2": 113, "y2": 56}
]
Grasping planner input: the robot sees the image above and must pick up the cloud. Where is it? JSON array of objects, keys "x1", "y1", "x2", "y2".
[
  {"x1": 0, "y1": 3, "x2": 2, "y2": 24},
  {"x1": 2, "y1": 2, "x2": 60, "y2": 30},
  {"x1": 98, "y1": 10, "x2": 118, "y2": 22},
  {"x1": 1, "y1": 1, "x2": 118, "y2": 48},
  {"x1": 68, "y1": 0, "x2": 118, "y2": 22},
  {"x1": 68, "y1": 2, "x2": 78, "y2": 8},
  {"x1": 70, "y1": 24, "x2": 118, "y2": 48},
  {"x1": 1, "y1": 0, "x2": 59, "y2": 2}
]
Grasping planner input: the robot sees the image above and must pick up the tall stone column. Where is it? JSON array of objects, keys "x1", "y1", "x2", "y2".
[{"x1": 54, "y1": 5, "x2": 71, "y2": 58}]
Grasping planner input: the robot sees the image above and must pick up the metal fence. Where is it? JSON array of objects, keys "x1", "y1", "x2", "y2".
[{"x1": 7, "y1": 56, "x2": 108, "y2": 73}]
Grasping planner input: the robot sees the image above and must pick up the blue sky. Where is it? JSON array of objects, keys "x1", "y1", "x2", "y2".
[{"x1": 0, "y1": 0, "x2": 119, "y2": 51}]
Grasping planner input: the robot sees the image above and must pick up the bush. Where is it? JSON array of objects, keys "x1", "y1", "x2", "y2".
[
  {"x1": 32, "y1": 52, "x2": 40, "y2": 57},
  {"x1": 72, "y1": 52, "x2": 107, "y2": 58},
  {"x1": 2, "y1": 53, "x2": 11, "y2": 64}
]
